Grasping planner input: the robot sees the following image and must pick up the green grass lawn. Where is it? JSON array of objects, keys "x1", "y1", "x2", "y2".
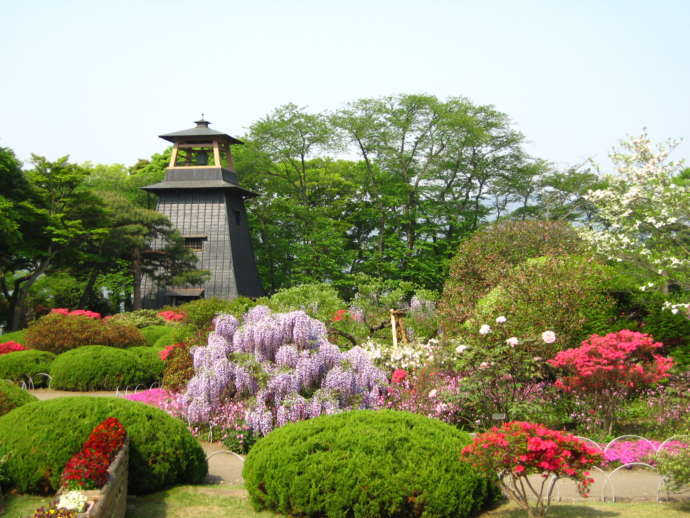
[
  {"x1": 2, "y1": 492, "x2": 51, "y2": 518},
  {"x1": 5, "y1": 485, "x2": 690, "y2": 518},
  {"x1": 480, "y1": 500, "x2": 690, "y2": 517},
  {"x1": 123, "y1": 485, "x2": 690, "y2": 518}
]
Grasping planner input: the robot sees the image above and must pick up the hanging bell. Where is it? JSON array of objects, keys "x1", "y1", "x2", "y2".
[{"x1": 195, "y1": 149, "x2": 209, "y2": 166}]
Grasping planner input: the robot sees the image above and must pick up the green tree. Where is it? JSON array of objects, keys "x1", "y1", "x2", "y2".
[{"x1": 1, "y1": 155, "x2": 107, "y2": 330}]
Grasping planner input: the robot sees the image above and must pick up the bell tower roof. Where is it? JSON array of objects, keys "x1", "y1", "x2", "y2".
[{"x1": 159, "y1": 118, "x2": 243, "y2": 145}]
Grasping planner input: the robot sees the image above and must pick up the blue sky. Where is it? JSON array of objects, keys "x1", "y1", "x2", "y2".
[{"x1": 1, "y1": 0, "x2": 688, "y2": 172}]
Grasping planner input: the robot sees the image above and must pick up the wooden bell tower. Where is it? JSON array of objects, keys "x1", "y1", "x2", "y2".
[{"x1": 141, "y1": 118, "x2": 264, "y2": 306}]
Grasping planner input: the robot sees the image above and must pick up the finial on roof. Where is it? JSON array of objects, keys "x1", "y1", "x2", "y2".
[{"x1": 195, "y1": 115, "x2": 210, "y2": 128}]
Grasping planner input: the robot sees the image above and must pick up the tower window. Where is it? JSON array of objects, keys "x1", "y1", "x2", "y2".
[
  {"x1": 184, "y1": 237, "x2": 206, "y2": 252},
  {"x1": 234, "y1": 210, "x2": 242, "y2": 225}
]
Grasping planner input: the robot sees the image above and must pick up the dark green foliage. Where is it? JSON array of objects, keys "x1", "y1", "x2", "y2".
[
  {"x1": 439, "y1": 220, "x2": 585, "y2": 336},
  {"x1": 243, "y1": 410, "x2": 498, "y2": 518},
  {"x1": 0, "y1": 379, "x2": 37, "y2": 416},
  {"x1": 49, "y1": 346, "x2": 161, "y2": 391},
  {"x1": 0, "y1": 396, "x2": 207, "y2": 494},
  {"x1": 139, "y1": 325, "x2": 173, "y2": 346},
  {"x1": 176, "y1": 297, "x2": 256, "y2": 329},
  {"x1": 25, "y1": 314, "x2": 145, "y2": 354},
  {"x1": 0, "y1": 350, "x2": 55, "y2": 387}
]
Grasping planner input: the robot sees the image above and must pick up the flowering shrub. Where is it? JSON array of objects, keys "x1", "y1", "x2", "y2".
[
  {"x1": 158, "y1": 310, "x2": 185, "y2": 322},
  {"x1": 602, "y1": 439, "x2": 687, "y2": 466},
  {"x1": 51, "y1": 308, "x2": 102, "y2": 319},
  {"x1": 60, "y1": 417, "x2": 126, "y2": 490},
  {"x1": 30, "y1": 504, "x2": 77, "y2": 518},
  {"x1": 549, "y1": 330, "x2": 674, "y2": 434},
  {"x1": 56, "y1": 490, "x2": 88, "y2": 512},
  {"x1": 61, "y1": 449, "x2": 111, "y2": 490},
  {"x1": 449, "y1": 317, "x2": 562, "y2": 429},
  {"x1": 383, "y1": 368, "x2": 469, "y2": 426},
  {"x1": 183, "y1": 306, "x2": 387, "y2": 436},
  {"x1": 644, "y1": 372, "x2": 690, "y2": 434},
  {"x1": 0, "y1": 341, "x2": 26, "y2": 355},
  {"x1": 25, "y1": 313, "x2": 145, "y2": 353},
  {"x1": 361, "y1": 338, "x2": 439, "y2": 371},
  {"x1": 161, "y1": 341, "x2": 195, "y2": 392},
  {"x1": 124, "y1": 388, "x2": 174, "y2": 408},
  {"x1": 462, "y1": 421, "x2": 601, "y2": 517},
  {"x1": 159, "y1": 343, "x2": 184, "y2": 361}
]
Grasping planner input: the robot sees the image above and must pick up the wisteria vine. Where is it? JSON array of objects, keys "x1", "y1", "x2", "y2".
[{"x1": 183, "y1": 306, "x2": 387, "y2": 435}]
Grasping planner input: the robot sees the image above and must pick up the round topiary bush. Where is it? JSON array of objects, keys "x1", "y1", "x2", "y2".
[
  {"x1": 0, "y1": 396, "x2": 207, "y2": 494},
  {"x1": 439, "y1": 220, "x2": 585, "y2": 336},
  {"x1": 0, "y1": 379, "x2": 37, "y2": 416},
  {"x1": 0, "y1": 350, "x2": 55, "y2": 387},
  {"x1": 127, "y1": 346, "x2": 166, "y2": 382},
  {"x1": 25, "y1": 313, "x2": 146, "y2": 354},
  {"x1": 139, "y1": 325, "x2": 173, "y2": 346},
  {"x1": 49, "y1": 346, "x2": 162, "y2": 391},
  {"x1": 243, "y1": 410, "x2": 498, "y2": 518}
]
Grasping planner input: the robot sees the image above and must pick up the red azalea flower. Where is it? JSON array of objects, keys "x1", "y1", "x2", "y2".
[{"x1": 391, "y1": 369, "x2": 408, "y2": 383}]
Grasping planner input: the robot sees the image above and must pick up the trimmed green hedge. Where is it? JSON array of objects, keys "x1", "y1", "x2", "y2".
[
  {"x1": 140, "y1": 325, "x2": 173, "y2": 347},
  {"x1": 243, "y1": 410, "x2": 498, "y2": 518},
  {"x1": 0, "y1": 379, "x2": 37, "y2": 417},
  {"x1": 49, "y1": 346, "x2": 162, "y2": 391},
  {"x1": 0, "y1": 397, "x2": 207, "y2": 494},
  {"x1": 127, "y1": 346, "x2": 165, "y2": 381},
  {"x1": 0, "y1": 350, "x2": 55, "y2": 387}
]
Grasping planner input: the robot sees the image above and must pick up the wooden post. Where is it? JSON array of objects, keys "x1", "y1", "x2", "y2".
[{"x1": 390, "y1": 309, "x2": 408, "y2": 346}]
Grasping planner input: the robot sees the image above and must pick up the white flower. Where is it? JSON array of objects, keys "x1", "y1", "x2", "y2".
[
  {"x1": 541, "y1": 331, "x2": 556, "y2": 344},
  {"x1": 455, "y1": 345, "x2": 469, "y2": 353},
  {"x1": 671, "y1": 308, "x2": 679, "y2": 314},
  {"x1": 506, "y1": 337, "x2": 519, "y2": 347},
  {"x1": 479, "y1": 324, "x2": 491, "y2": 335},
  {"x1": 495, "y1": 316, "x2": 507, "y2": 324},
  {"x1": 57, "y1": 491, "x2": 88, "y2": 512},
  {"x1": 428, "y1": 389, "x2": 437, "y2": 398},
  {"x1": 479, "y1": 361, "x2": 491, "y2": 369}
]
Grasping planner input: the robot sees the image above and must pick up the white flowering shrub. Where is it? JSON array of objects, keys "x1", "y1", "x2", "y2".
[
  {"x1": 361, "y1": 338, "x2": 439, "y2": 372},
  {"x1": 581, "y1": 132, "x2": 689, "y2": 291}
]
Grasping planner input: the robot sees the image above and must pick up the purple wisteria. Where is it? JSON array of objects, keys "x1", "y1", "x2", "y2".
[{"x1": 183, "y1": 306, "x2": 387, "y2": 435}]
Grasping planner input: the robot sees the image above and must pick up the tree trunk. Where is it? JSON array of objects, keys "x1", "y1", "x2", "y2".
[
  {"x1": 132, "y1": 247, "x2": 143, "y2": 311},
  {"x1": 78, "y1": 268, "x2": 100, "y2": 308}
]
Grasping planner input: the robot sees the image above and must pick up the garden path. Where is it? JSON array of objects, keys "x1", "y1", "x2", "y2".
[
  {"x1": 26, "y1": 390, "x2": 690, "y2": 500},
  {"x1": 28, "y1": 389, "x2": 246, "y2": 485}
]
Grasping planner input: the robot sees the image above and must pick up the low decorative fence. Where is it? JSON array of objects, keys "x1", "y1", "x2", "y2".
[{"x1": 546, "y1": 434, "x2": 690, "y2": 502}]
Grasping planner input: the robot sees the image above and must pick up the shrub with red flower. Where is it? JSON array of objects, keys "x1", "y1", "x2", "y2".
[
  {"x1": 461, "y1": 421, "x2": 601, "y2": 518},
  {"x1": 61, "y1": 449, "x2": 110, "y2": 490},
  {"x1": 548, "y1": 330, "x2": 673, "y2": 434},
  {"x1": 158, "y1": 310, "x2": 185, "y2": 322},
  {"x1": 60, "y1": 417, "x2": 126, "y2": 490},
  {"x1": 159, "y1": 343, "x2": 184, "y2": 361},
  {"x1": 51, "y1": 308, "x2": 102, "y2": 319},
  {"x1": 0, "y1": 341, "x2": 27, "y2": 355},
  {"x1": 391, "y1": 369, "x2": 407, "y2": 383},
  {"x1": 331, "y1": 309, "x2": 348, "y2": 322}
]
